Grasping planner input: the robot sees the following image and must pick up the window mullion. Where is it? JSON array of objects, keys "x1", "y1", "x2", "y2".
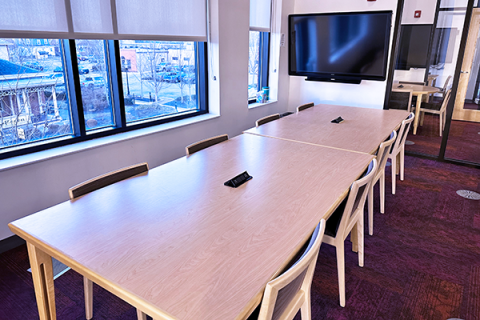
[
  {"x1": 64, "y1": 39, "x2": 86, "y2": 136},
  {"x1": 260, "y1": 32, "x2": 270, "y2": 89},
  {"x1": 109, "y1": 40, "x2": 126, "y2": 128}
]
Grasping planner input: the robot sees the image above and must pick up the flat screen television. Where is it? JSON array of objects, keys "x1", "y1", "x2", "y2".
[{"x1": 289, "y1": 11, "x2": 392, "y2": 84}]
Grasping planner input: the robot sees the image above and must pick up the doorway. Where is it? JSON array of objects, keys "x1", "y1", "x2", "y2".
[{"x1": 445, "y1": 7, "x2": 480, "y2": 164}]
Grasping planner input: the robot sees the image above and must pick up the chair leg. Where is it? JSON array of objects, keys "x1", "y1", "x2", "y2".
[
  {"x1": 391, "y1": 156, "x2": 396, "y2": 195},
  {"x1": 84, "y1": 277, "x2": 93, "y2": 320},
  {"x1": 336, "y1": 243, "x2": 346, "y2": 307},
  {"x1": 439, "y1": 113, "x2": 443, "y2": 136},
  {"x1": 137, "y1": 310, "x2": 147, "y2": 320},
  {"x1": 300, "y1": 292, "x2": 312, "y2": 320},
  {"x1": 400, "y1": 147, "x2": 405, "y2": 181},
  {"x1": 420, "y1": 112, "x2": 425, "y2": 126},
  {"x1": 357, "y1": 214, "x2": 364, "y2": 268},
  {"x1": 380, "y1": 171, "x2": 385, "y2": 214},
  {"x1": 368, "y1": 184, "x2": 374, "y2": 236}
]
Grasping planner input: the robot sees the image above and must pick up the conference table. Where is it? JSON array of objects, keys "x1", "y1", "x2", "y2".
[
  {"x1": 9, "y1": 133, "x2": 374, "y2": 320},
  {"x1": 392, "y1": 84, "x2": 440, "y2": 135},
  {"x1": 244, "y1": 104, "x2": 409, "y2": 155}
]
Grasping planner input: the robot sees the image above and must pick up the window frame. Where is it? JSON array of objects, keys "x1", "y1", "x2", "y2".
[
  {"x1": 0, "y1": 39, "x2": 209, "y2": 160},
  {"x1": 248, "y1": 31, "x2": 270, "y2": 104}
]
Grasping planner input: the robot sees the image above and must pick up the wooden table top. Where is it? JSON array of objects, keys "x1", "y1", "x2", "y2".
[
  {"x1": 394, "y1": 84, "x2": 440, "y2": 94},
  {"x1": 244, "y1": 104, "x2": 409, "y2": 154},
  {"x1": 9, "y1": 134, "x2": 373, "y2": 320}
]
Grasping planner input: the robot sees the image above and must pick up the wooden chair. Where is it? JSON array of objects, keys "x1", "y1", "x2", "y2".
[
  {"x1": 296, "y1": 102, "x2": 314, "y2": 113},
  {"x1": 68, "y1": 162, "x2": 149, "y2": 320},
  {"x1": 256, "y1": 113, "x2": 280, "y2": 127},
  {"x1": 419, "y1": 89, "x2": 451, "y2": 136},
  {"x1": 436, "y1": 75, "x2": 452, "y2": 99},
  {"x1": 69, "y1": 163, "x2": 149, "y2": 199},
  {"x1": 322, "y1": 159, "x2": 377, "y2": 307},
  {"x1": 254, "y1": 219, "x2": 326, "y2": 320},
  {"x1": 367, "y1": 131, "x2": 397, "y2": 236},
  {"x1": 185, "y1": 134, "x2": 228, "y2": 155},
  {"x1": 387, "y1": 113, "x2": 414, "y2": 195},
  {"x1": 389, "y1": 89, "x2": 413, "y2": 112}
]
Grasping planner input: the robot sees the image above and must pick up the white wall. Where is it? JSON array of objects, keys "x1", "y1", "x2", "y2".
[
  {"x1": 288, "y1": 0, "x2": 399, "y2": 110},
  {"x1": 0, "y1": 0, "x2": 295, "y2": 240},
  {"x1": 402, "y1": 0, "x2": 437, "y2": 24}
]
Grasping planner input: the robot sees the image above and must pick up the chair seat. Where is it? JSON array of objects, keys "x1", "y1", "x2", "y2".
[{"x1": 421, "y1": 102, "x2": 442, "y2": 111}]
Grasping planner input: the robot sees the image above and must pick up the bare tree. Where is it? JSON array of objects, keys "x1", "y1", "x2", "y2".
[
  {"x1": 248, "y1": 32, "x2": 260, "y2": 88},
  {"x1": 137, "y1": 42, "x2": 167, "y2": 104},
  {"x1": 174, "y1": 44, "x2": 195, "y2": 105}
]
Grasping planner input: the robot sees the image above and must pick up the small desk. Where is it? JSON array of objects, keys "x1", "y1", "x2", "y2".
[
  {"x1": 393, "y1": 84, "x2": 440, "y2": 135},
  {"x1": 9, "y1": 134, "x2": 373, "y2": 320},
  {"x1": 244, "y1": 104, "x2": 409, "y2": 154}
]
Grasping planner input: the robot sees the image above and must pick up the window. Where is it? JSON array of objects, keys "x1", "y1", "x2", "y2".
[
  {"x1": 248, "y1": 31, "x2": 269, "y2": 102},
  {"x1": 0, "y1": 38, "x2": 73, "y2": 149},
  {"x1": 0, "y1": 38, "x2": 207, "y2": 158},
  {"x1": 0, "y1": 0, "x2": 208, "y2": 159},
  {"x1": 119, "y1": 40, "x2": 200, "y2": 124},
  {"x1": 249, "y1": 0, "x2": 271, "y2": 103}
]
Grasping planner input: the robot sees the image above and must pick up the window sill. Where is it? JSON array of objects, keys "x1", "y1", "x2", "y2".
[
  {"x1": 248, "y1": 100, "x2": 277, "y2": 109},
  {"x1": 0, "y1": 113, "x2": 219, "y2": 172}
]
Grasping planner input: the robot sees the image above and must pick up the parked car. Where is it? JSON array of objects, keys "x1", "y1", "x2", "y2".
[
  {"x1": 156, "y1": 62, "x2": 173, "y2": 72},
  {"x1": 81, "y1": 76, "x2": 105, "y2": 88},
  {"x1": 24, "y1": 61, "x2": 44, "y2": 71},
  {"x1": 54, "y1": 66, "x2": 63, "y2": 72},
  {"x1": 181, "y1": 72, "x2": 195, "y2": 84},
  {"x1": 78, "y1": 65, "x2": 89, "y2": 74},
  {"x1": 163, "y1": 72, "x2": 180, "y2": 83},
  {"x1": 142, "y1": 72, "x2": 164, "y2": 81}
]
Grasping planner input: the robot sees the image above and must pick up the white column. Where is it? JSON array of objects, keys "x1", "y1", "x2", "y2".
[
  {"x1": 9, "y1": 94, "x2": 15, "y2": 115},
  {"x1": 16, "y1": 94, "x2": 22, "y2": 115},
  {"x1": 52, "y1": 87, "x2": 59, "y2": 117},
  {"x1": 37, "y1": 91, "x2": 44, "y2": 114},
  {"x1": 22, "y1": 90, "x2": 31, "y2": 114}
]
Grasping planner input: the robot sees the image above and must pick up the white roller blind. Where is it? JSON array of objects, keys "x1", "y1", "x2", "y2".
[
  {"x1": 0, "y1": 0, "x2": 207, "y2": 41},
  {"x1": 250, "y1": 0, "x2": 272, "y2": 32}
]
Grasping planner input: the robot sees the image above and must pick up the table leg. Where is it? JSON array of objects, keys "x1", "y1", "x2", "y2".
[
  {"x1": 27, "y1": 242, "x2": 56, "y2": 320},
  {"x1": 351, "y1": 224, "x2": 358, "y2": 252},
  {"x1": 413, "y1": 93, "x2": 423, "y2": 135}
]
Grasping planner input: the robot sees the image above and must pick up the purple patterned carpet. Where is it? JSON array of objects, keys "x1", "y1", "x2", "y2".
[
  {"x1": 1, "y1": 156, "x2": 479, "y2": 320},
  {"x1": 406, "y1": 113, "x2": 480, "y2": 164}
]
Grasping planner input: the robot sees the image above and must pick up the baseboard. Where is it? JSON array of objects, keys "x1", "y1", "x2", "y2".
[{"x1": 0, "y1": 235, "x2": 26, "y2": 254}]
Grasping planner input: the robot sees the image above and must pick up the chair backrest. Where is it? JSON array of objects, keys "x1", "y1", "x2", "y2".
[
  {"x1": 391, "y1": 113, "x2": 415, "y2": 154},
  {"x1": 336, "y1": 159, "x2": 377, "y2": 239},
  {"x1": 185, "y1": 134, "x2": 228, "y2": 155},
  {"x1": 296, "y1": 102, "x2": 314, "y2": 113},
  {"x1": 375, "y1": 131, "x2": 397, "y2": 178},
  {"x1": 256, "y1": 113, "x2": 280, "y2": 127},
  {"x1": 398, "y1": 81, "x2": 426, "y2": 86},
  {"x1": 257, "y1": 220, "x2": 326, "y2": 320},
  {"x1": 440, "y1": 89, "x2": 452, "y2": 112},
  {"x1": 442, "y1": 75, "x2": 452, "y2": 92},
  {"x1": 69, "y1": 162, "x2": 149, "y2": 199},
  {"x1": 389, "y1": 89, "x2": 413, "y2": 112}
]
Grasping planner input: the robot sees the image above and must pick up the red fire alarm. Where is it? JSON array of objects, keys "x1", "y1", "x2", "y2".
[{"x1": 414, "y1": 10, "x2": 421, "y2": 18}]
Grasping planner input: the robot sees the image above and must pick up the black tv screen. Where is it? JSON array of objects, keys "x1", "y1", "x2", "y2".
[
  {"x1": 289, "y1": 11, "x2": 392, "y2": 83},
  {"x1": 395, "y1": 24, "x2": 433, "y2": 70}
]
